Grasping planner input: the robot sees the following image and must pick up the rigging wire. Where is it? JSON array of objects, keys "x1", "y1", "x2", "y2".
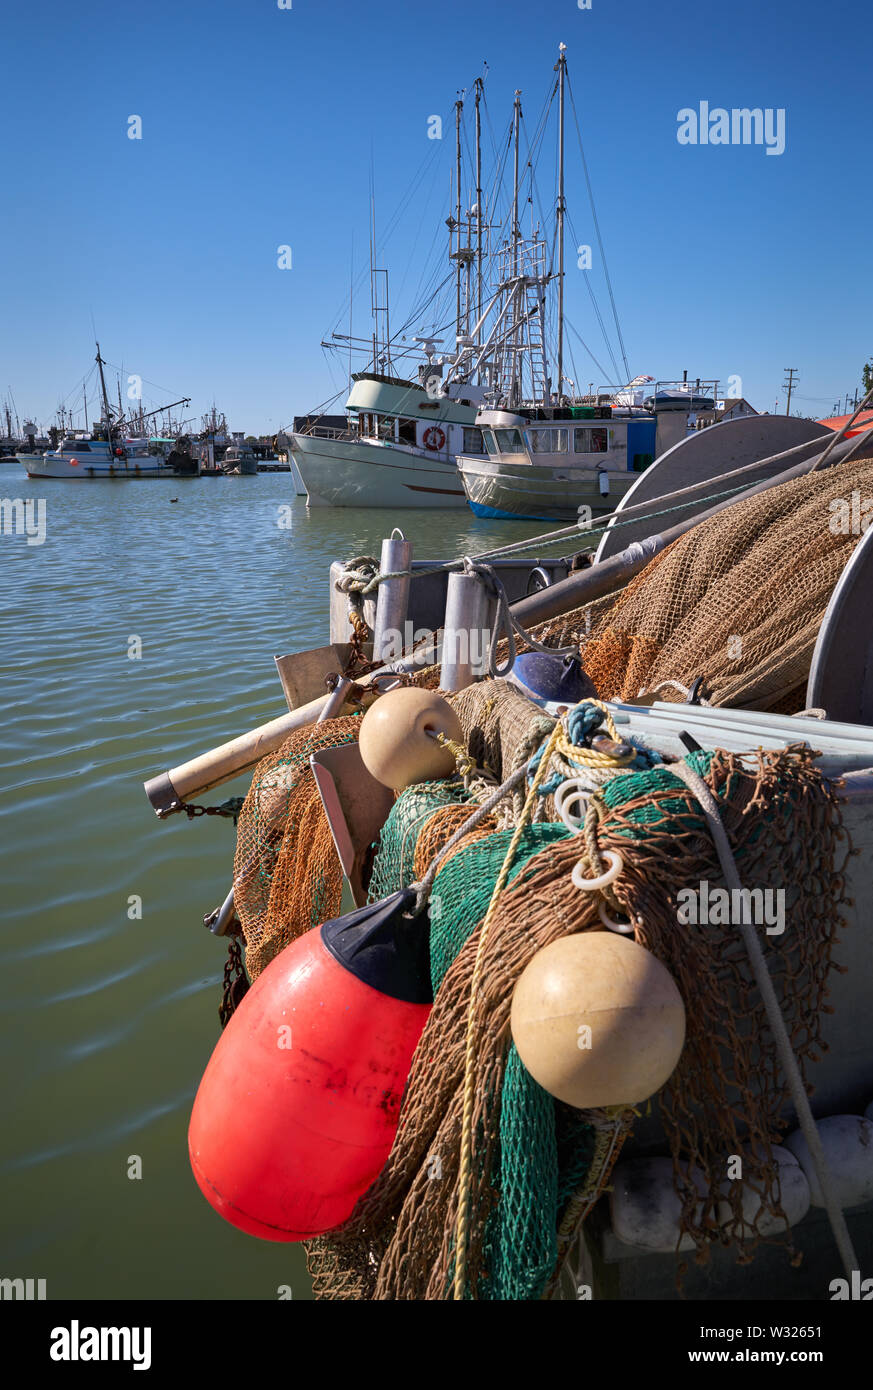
[{"x1": 566, "y1": 72, "x2": 630, "y2": 381}]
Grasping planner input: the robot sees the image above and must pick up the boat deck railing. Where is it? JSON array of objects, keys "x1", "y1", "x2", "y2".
[{"x1": 298, "y1": 426, "x2": 356, "y2": 441}]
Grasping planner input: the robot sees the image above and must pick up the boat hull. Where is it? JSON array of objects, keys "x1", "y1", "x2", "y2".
[
  {"x1": 25, "y1": 453, "x2": 170, "y2": 479},
  {"x1": 457, "y1": 454, "x2": 638, "y2": 523},
  {"x1": 291, "y1": 433, "x2": 468, "y2": 509}
]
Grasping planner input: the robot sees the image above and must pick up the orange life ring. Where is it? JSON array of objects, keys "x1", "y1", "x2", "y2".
[{"x1": 422, "y1": 425, "x2": 446, "y2": 452}]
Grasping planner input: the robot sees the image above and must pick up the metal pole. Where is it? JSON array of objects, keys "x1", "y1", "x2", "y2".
[
  {"x1": 440, "y1": 570, "x2": 498, "y2": 692},
  {"x1": 372, "y1": 530, "x2": 413, "y2": 663}
]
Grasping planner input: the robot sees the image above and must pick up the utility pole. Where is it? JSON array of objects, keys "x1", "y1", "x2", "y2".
[{"x1": 783, "y1": 367, "x2": 798, "y2": 416}]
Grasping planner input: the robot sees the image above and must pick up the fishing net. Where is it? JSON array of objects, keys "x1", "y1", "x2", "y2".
[
  {"x1": 304, "y1": 741, "x2": 847, "y2": 1297},
  {"x1": 232, "y1": 713, "x2": 363, "y2": 980},
  {"x1": 536, "y1": 454, "x2": 873, "y2": 711},
  {"x1": 596, "y1": 744, "x2": 849, "y2": 1269},
  {"x1": 409, "y1": 456, "x2": 873, "y2": 711},
  {"x1": 306, "y1": 822, "x2": 633, "y2": 1300}
]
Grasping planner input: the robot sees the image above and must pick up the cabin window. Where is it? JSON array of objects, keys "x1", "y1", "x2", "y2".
[
  {"x1": 377, "y1": 416, "x2": 395, "y2": 442},
  {"x1": 462, "y1": 427, "x2": 484, "y2": 454},
  {"x1": 494, "y1": 429, "x2": 525, "y2": 454},
  {"x1": 397, "y1": 418, "x2": 417, "y2": 446},
  {"x1": 483, "y1": 429, "x2": 498, "y2": 454},
  {"x1": 574, "y1": 427, "x2": 608, "y2": 453},
  {"x1": 528, "y1": 428, "x2": 568, "y2": 453}
]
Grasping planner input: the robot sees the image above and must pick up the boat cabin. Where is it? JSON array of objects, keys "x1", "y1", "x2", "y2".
[{"x1": 477, "y1": 408, "x2": 657, "y2": 473}]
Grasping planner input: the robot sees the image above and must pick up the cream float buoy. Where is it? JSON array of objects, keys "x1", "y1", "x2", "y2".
[
  {"x1": 510, "y1": 932, "x2": 686, "y2": 1109},
  {"x1": 358, "y1": 686, "x2": 463, "y2": 790}
]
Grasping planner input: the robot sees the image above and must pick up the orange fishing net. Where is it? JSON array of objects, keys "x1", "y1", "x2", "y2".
[
  {"x1": 547, "y1": 455, "x2": 873, "y2": 710},
  {"x1": 232, "y1": 714, "x2": 362, "y2": 980}
]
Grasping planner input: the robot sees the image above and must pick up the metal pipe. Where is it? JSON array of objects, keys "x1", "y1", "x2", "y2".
[
  {"x1": 372, "y1": 530, "x2": 412, "y2": 663},
  {"x1": 441, "y1": 569, "x2": 498, "y2": 691}
]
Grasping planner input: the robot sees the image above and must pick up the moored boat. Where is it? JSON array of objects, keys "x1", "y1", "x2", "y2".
[{"x1": 291, "y1": 370, "x2": 482, "y2": 508}]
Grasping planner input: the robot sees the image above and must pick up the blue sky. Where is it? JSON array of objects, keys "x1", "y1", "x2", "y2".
[{"x1": 2, "y1": 0, "x2": 870, "y2": 433}]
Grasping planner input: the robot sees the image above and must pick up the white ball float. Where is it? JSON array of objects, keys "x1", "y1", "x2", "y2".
[
  {"x1": 784, "y1": 1115, "x2": 873, "y2": 1210},
  {"x1": 723, "y1": 1145, "x2": 811, "y2": 1239},
  {"x1": 610, "y1": 1157, "x2": 719, "y2": 1253}
]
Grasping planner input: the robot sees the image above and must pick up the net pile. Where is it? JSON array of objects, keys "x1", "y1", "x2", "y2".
[
  {"x1": 304, "y1": 742, "x2": 847, "y2": 1296},
  {"x1": 550, "y1": 455, "x2": 873, "y2": 710},
  {"x1": 232, "y1": 714, "x2": 362, "y2": 980},
  {"x1": 409, "y1": 456, "x2": 873, "y2": 711},
  {"x1": 306, "y1": 822, "x2": 633, "y2": 1300},
  {"x1": 596, "y1": 744, "x2": 849, "y2": 1267}
]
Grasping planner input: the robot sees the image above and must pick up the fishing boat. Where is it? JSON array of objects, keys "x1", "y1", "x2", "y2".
[
  {"x1": 25, "y1": 345, "x2": 191, "y2": 479},
  {"x1": 221, "y1": 442, "x2": 259, "y2": 475},
  {"x1": 25, "y1": 430, "x2": 170, "y2": 479},
  {"x1": 291, "y1": 368, "x2": 483, "y2": 508},
  {"x1": 457, "y1": 402, "x2": 652, "y2": 522}
]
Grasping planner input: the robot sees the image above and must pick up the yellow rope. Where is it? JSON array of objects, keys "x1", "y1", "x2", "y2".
[
  {"x1": 435, "y1": 731, "x2": 476, "y2": 779},
  {"x1": 452, "y1": 720, "x2": 564, "y2": 1300},
  {"x1": 553, "y1": 699, "x2": 636, "y2": 770}
]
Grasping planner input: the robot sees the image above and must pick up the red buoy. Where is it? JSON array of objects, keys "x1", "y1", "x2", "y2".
[{"x1": 188, "y1": 890, "x2": 432, "y2": 1241}]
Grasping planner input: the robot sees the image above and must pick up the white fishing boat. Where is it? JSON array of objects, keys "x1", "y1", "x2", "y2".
[
  {"x1": 458, "y1": 405, "x2": 657, "y2": 521},
  {"x1": 292, "y1": 370, "x2": 483, "y2": 508},
  {"x1": 25, "y1": 345, "x2": 190, "y2": 479},
  {"x1": 25, "y1": 432, "x2": 171, "y2": 479}
]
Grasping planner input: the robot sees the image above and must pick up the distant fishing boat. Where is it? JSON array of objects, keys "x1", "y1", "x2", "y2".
[
  {"x1": 25, "y1": 431, "x2": 171, "y2": 479},
  {"x1": 25, "y1": 344, "x2": 191, "y2": 480},
  {"x1": 221, "y1": 443, "x2": 259, "y2": 476}
]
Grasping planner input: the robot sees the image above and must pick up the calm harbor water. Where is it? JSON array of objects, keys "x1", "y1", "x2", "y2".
[{"x1": 0, "y1": 463, "x2": 544, "y2": 1300}]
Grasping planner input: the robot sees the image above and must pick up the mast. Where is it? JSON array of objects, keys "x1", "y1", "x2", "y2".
[
  {"x1": 510, "y1": 91, "x2": 522, "y2": 405},
  {"x1": 95, "y1": 343, "x2": 113, "y2": 430},
  {"x1": 454, "y1": 96, "x2": 463, "y2": 340},
  {"x1": 474, "y1": 78, "x2": 484, "y2": 350},
  {"x1": 556, "y1": 43, "x2": 567, "y2": 403},
  {"x1": 83, "y1": 386, "x2": 88, "y2": 432},
  {"x1": 511, "y1": 91, "x2": 521, "y2": 279}
]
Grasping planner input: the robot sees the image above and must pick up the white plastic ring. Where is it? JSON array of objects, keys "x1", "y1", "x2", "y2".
[
  {"x1": 571, "y1": 849, "x2": 623, "y2": 893},
  {"x1": 598, "y1": 900, "x2": 635, "y2": 934},
  {"x1": 554, "y1": 778, "x2": 590, "y2": 831}
]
